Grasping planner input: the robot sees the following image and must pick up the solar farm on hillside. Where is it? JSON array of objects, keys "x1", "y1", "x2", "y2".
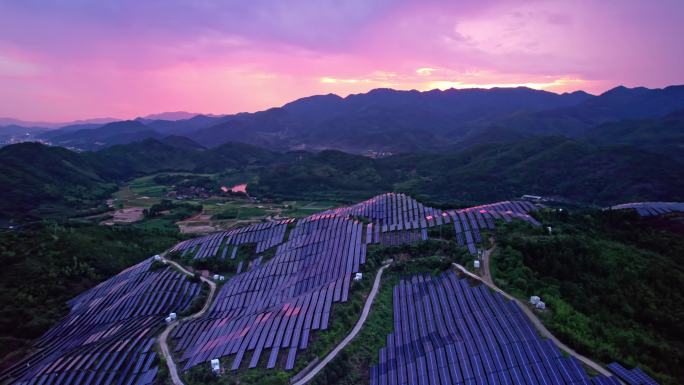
[{"x1": 0, "y1": 193, "x2": 659, "y2": 385}]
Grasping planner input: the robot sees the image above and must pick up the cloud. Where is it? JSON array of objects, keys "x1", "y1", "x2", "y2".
[
  {"x1": 0, "y1": 54, "x2": 40, "y2": 77},
  {"x1": 426, "y1": 77, "x2": 587, "y2": 91},
  {"x1": 320, "y1": 77, "x2": 366, "y2": 84},
  {"x1": 416, "y1": 68, "x2": 437, "y2": 76}
]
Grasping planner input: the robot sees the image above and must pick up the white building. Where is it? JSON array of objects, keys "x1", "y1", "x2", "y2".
[
  {"x1": 530, "y1": 296, "x2": 541, "y2": 305},
  {"x1": 211, "y1": 358, "x2": 220, "y2": 374},
  {"x1": 522, "y1": 195, "x2": 542, "y2": 201},
  {"x1": 535, "y1": 301, "x2": 546, "y2": 310},
  {"x1": 473, "y1": 260, "x2": 481, "y2": 269},
  {"x1": 354, "y1": 273, "x2": 363, "y2": 281}
]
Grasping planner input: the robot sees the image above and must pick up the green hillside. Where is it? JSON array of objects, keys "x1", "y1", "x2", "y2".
[
  {"x1": 2, "y1": 135, "x2": 683, "y2": 220},
  {"x1": 252, "y1": 136, "x2": 684, "y2": 206},
  {"x1": 388, "y1": 136, "x2": 684, "y2": 205},
  {"x1": 583, "y1": 110, "x2": 684, "y2": 163},
  {"x1": 493, "y1": 209, "x2": 684, "y2": 385},
  {"x1": 0, "y1": 143, "x2": 116, "y2": 219}
]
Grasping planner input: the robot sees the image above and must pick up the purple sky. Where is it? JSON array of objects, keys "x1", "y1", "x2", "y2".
[{"x1": 0, "y1": 0, "x2": 682, "y2": 121}]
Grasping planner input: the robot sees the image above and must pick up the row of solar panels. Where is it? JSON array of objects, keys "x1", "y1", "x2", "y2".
[
  {"x1": 361, "y1": 199, "x2": 539, "y2": 254},
  {"x1": 171, "y1": 220, "x2": 291, "y2": 259},
  {"x1": 446, "y1": 201, "x2": 540, "y2": 254},
  {"x1": 609, "y1": 202, "x2": 684, "y2": 217},
  {"x1": 607, "y1": 362, "x2": 659, "y2": 385},
  {"x1": 1, "y1": 259, "x2": 201, "y2": 385},
  {"x1": 376, "y1": 229, "x2": 428, "y2": 246},
  {"x1": 370, "y1": 272, "x2": 632, "y2": 385},
  {"x1": 322, "y1": 192, "x2": 446, "y2": 229},
  {"x1": 170, "y1": 216, "x2": 367, "y2": 372}
]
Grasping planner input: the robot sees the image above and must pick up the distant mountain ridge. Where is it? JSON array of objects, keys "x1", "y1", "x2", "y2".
[
  {"x1": 3, "y1": 84, "x2": 683, "y2": 154},
  {"x1": 43, "y1": 120, "x2": 164, "y2": 150},
  {"x1": 492, "y1": 84, "x2": 684, "y2": 137},
  {"x1": 141, "y1": 111, "x2": 202, "y2": 121},
  {"x1": 189, "y1": 86, "x2": 596, "y2": 152},
  {"x1": 0, "y1": 117, "x2": 118, "y2": 129}
]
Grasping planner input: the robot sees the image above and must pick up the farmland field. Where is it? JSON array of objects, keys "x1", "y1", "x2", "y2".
[{"x1": 110, "y1": 173, "x2": 340, "y2": 233}]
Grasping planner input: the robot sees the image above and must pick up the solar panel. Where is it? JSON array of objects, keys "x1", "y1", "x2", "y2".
[
  {"x1": 0, "y1": 193, "x2": 549, "y2": 384},
  {"x1": 610, "y1": 201, "x2": 684, "y2": 217},
  {"x1": 0, "y1": 258, "x2": 201, "y2": 384},
  {"x1": 368, "y1": 272, "x2": 622, "y2": 385}
]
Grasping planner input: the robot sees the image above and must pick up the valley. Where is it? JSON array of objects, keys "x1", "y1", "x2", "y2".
[{"x1": 108, "y1": 173, "x2": 339, "y2": 233}]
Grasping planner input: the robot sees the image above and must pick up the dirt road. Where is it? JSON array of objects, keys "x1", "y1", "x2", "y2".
[
  {"x1": 453, "y1": 262, "x2": 614, "y2": 377},
  {"x1": 291, "y1": 263, "x2": 391, "y2": 385},
  {"x1": 158, "y1": 257, "x2": 217, "y2": 385}
]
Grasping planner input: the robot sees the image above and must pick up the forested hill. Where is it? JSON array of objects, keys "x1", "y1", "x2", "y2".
[
  {"x1": 582, "y1": 109, "x2": 684, "y2": 163},
  {"x1": 2, "y1": 134, "x2": 683, "y2": 221},
  {"x1": 0, "y1": 142, "x2": 116, "y2": 219},
  {"x1": 251, "y1": 136, "x2": 684, "y2": 205}
]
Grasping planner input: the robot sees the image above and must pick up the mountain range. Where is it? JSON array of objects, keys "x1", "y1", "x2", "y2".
[{"x1": 3, "y1": 85, "x2": 683, "y2": 153}]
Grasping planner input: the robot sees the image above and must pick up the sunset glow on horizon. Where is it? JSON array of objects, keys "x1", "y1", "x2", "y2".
[{"x1": 0, "y1": 0, "x2": 682, "y2": 122}]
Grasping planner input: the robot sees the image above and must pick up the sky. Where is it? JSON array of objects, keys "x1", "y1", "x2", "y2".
[{"x1": 0, "y1": 0, "x2": 682, "y2": 122}]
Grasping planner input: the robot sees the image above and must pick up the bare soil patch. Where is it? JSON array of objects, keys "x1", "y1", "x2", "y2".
[{"x1": 101, "y1": 207, "x2": 145, "y2": 225}]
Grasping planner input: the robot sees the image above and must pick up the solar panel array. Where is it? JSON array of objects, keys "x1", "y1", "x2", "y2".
[
  {"x1": 370, "y1": 272, "x2": 624, "y2": 385},
  {"x1": 331, "y1": 193, "x2": 540, "y2": 254},
  {"x1": 0, "y1": 193, "x2": 549, "y2": 384},
  {"x1": 321, "y1": 193, "x2": 447, "y2": 231},
  {"x1": 0, "y1": 259, "x2": 201, "y2": 385},
  {"x1": 170, "y1": 215, "x2": 367, "y2": 372},
  {"x1": 170, "y1": 220, "x2": 292, "y2": 259},
  {"x1": 609, "y1": 202, "x2": 684, "y2": 217},
  {"x1": 442, "y1": 201, "x2": 541, "y2": 254},
  {"x1": 606, "y1": 362, "x2": 659, "y2": 385}
]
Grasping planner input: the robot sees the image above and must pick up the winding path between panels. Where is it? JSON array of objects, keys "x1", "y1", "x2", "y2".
[
  {"x1": 156, "y1": 253, "x2": 390, "y2": 385},
  {"x1": 291, "y1": 262, "x2": 391, "y2": 385},
  {"x1": 158, "y1": 255, "x2": 218, "y2": 385},
  {"x1": 455, "y1": 244, "x2": 616, "y2": 379},
  {"x1": 156, "y1": 241, "x2": 616, "y2": 385}
]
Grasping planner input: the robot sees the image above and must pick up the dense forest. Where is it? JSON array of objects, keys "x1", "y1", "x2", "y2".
[
  {"x1": 252, "y1": 136, "x2": 684, "y2": 205},
  {"x1": 492, "y1": 209, "x2": 684, "y2": 385},
  {"x1": 3, "y1": 130, "x2": 684, "y2": 221}
]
